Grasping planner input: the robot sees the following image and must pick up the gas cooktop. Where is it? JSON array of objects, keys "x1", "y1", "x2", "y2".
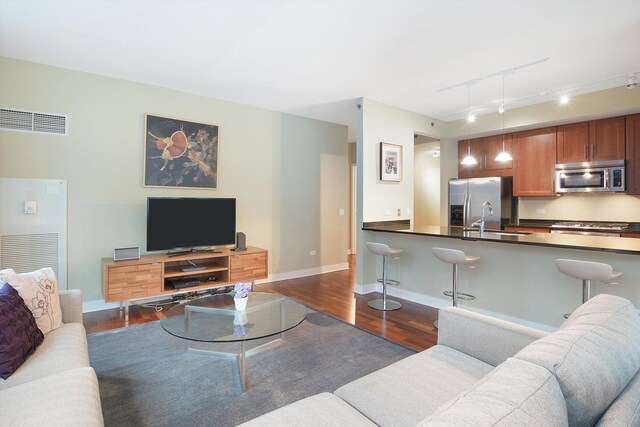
[{"x1": 550, "y1": 222, "x2": 629, "y2": 231}]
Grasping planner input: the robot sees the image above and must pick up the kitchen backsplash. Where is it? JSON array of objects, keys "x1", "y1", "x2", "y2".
[{"x1": 519, "y1": 193, "x2": 640, "y2": 222}]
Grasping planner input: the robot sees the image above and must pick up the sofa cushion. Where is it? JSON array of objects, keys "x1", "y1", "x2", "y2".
[
  {"x1": 418, "y1": 358, "x2": 568, "y2": 426},
  {"x1": 0, "y1": 366, "x2": 103, "y2": 427},
  {"x1": 514, "y1": 294, "x2": 640, "y2": 427},
  {"x1": 0, "y1": 322, "x2": 89, "y2": 390},
  {"x1": 596, "y1": 367, "x2": 640, "y2": 427},
  {"x1": 238, "y1": 392, "x2": 376, "y2": 427},
  {"x1": 0, "y1": 283, "x2": 44, "y2": 379},
  {"x1": 0, "y1": 267, "x2": 63, "y2": 334},
  {"x1": 334, "y1": 345, "x2": 494, "y2": 427}
]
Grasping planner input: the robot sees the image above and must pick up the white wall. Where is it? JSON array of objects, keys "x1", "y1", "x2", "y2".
[
  {"x1": 414, "y1": 142, "x2": 441, "y2": 226},
  {"x1": 0, "y1": 56, "x2": 350, "y2": 302},
  {"x1": 356, "y1": 98, "x2": 450, "y2": 287}
]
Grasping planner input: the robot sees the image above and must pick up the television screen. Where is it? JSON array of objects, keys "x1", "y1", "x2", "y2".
[{"x1": 147, "y1": 197, "x2": 236, "y2": 251}]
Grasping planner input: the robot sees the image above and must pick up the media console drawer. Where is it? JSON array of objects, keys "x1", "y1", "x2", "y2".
[
  {"x1": 105, "y1": 263, "x2": 162, "y2": 302},
  {"x1": 230, "y1": 252, "x2": 268, "y2": 282}
]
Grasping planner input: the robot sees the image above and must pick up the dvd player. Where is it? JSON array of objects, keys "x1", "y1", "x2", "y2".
[{"x1": 169, "y1": 278, "x2": 201, "y2": 290}]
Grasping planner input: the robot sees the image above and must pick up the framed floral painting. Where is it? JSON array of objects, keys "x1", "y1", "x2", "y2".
[
  {"x1": 380, "y1": 142, "x2": 402, "y2": 182},
  {"x1": 144, "y1": 114, "x2": 219, "y2": 189}
]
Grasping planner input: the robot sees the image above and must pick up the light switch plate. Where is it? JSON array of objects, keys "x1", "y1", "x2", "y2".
[
  {"x1": 384, "y1": 209, "x2": 391, "y2": 216},
  {"x1": 24, "y1": 201, "x2": 37, "y2": 214},
  {"x1": 339, "y1": 209, "x2": 345, "y2": 216}
]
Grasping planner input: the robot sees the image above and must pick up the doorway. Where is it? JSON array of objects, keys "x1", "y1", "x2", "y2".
[{"x1": 414, "y1": 134, "x2": 441, "y2": 226}]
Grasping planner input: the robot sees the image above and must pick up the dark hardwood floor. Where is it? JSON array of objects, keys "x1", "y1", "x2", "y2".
[{"x1": 84, "y1": 255, "x2": 439, "y2": 351}]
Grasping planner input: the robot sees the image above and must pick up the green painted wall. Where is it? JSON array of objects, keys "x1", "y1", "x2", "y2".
[{"x1": 0, "y1": 57, "x2": 349, "y2": 302}]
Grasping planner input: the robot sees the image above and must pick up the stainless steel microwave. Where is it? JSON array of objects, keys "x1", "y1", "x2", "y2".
[{"x1": 555, "y1": 161, "x2": 625, "y2": 193}]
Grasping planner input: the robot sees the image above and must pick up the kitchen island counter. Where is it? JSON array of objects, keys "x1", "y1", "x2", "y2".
[
  {"x1": 360, "y1": 221, "x2": 640, "y2": 329},
  {"x1": 363, "y1": 222, "x2": 640, "y2": 256}
]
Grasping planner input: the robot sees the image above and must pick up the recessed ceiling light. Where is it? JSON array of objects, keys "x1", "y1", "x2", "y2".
[{"x1": 559, "y1": 95, "x2": 570, "y2": 105}]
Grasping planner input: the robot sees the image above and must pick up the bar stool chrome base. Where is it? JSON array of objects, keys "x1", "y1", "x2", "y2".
[
  {"x1": 443, "y1": 290, "x2": 475, "y2": 301},
  {"x1": 377, "y1": 278, "x2": 400, "y2": 286},
  {"x1": 368, "y1": 298, "x2": 402, "y2": 311}
]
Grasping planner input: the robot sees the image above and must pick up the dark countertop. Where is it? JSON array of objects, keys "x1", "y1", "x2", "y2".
[{"x1": 362, "y1": 223, "x2": 640, "y2": 255}]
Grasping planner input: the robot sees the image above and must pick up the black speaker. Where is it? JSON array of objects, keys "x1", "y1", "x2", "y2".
[{"x1": 232, "y1": 232, "x2": 247, "y2": 251}]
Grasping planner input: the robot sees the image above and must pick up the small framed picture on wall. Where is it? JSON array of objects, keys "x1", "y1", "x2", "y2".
[{"x1": 380, "y1": 142, "x2": 402, "y2": 182}]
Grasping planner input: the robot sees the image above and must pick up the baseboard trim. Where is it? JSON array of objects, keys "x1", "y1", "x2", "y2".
[
  {"x1": 355, "y1": 282, "x2": 557, "y2": 332},
  {"x1": 83, "y1": 262, "x2": 350, "y2": 313},
  {"x1": 255, "y1": 263, "x2": 349, "y2": 284}
]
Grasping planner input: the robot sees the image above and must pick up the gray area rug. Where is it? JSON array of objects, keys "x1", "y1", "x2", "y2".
[{"x1": 88, "y1": 311, "x2": 415, "y2": 427}]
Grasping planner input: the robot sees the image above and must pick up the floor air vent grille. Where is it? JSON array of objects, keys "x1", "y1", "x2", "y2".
[{"x1": 0, "y1": 108, "x2": 68, "y2": 135}]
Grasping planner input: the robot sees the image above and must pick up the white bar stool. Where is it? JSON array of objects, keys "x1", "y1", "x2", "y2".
[
  {"x1": 432, "y1": 247, "x2": 480, "y2": 328},
  {"x1": 555, "y1": 259, "x2": 622, "y2": 318},
  {"x1": 366, "y1": 242, "x2": 403, "y2": 311}
]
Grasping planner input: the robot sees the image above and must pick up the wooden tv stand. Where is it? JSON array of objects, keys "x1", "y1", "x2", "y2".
[{"x1": 102, "y1": 246, "x2": 268, "y2": 306}]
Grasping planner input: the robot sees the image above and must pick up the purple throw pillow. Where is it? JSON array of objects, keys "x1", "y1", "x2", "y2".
[{"x1": 0, "y1": 283, "x2": 44, "y2": 379}]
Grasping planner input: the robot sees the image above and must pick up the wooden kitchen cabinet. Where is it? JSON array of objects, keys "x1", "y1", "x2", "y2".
[
  {"x1": 557, "y1": 122, "x2": 590, "y2": 163},
  {"x1": 458, "y1": 134, "x2": 513, "y2": 178},
  {"x1": 514, "y1": 127, "x2": 557, "y2": 196},
  {"x1": 590, "y1": 116, "x2": 625, "y2": 161},
  {"x1": 557, "y1": 118, "x2": 625, "y2": 164},
  {"x1": 626, "y1": 114, "x2": 640, "y2": 195}
]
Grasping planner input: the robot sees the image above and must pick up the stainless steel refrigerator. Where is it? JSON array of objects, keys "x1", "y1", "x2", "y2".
[{"x1": 448, "y1": 177, "x2": 516, "y2": 230}]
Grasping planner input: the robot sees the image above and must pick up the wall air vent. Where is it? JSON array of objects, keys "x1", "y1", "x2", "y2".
[{"x1": 0, "y1": 108, "x2": 68, "y2": 135}]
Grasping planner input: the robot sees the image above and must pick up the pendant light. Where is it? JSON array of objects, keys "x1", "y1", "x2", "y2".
[
  {"x1": 495, "y1": 74, "x2": 513, "y2": 162},
  {"x1": 460, "y1": 84, "x2": 478, "y2": 166}
]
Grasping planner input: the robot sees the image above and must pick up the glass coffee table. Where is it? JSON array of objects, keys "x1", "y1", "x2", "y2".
[{"x1": 161, "y1": 292, "x2": 308, "y2": 392}]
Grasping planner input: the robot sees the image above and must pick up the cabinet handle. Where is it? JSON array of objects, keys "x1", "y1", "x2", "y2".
[
  {"x1": 594, "y1": 144, "x2": 597, "y2": 159},
  {"x1": 584, "y1": 144, "x2": 587, "y2": 160},
  {"x1": 590, "y1": 144, "x2": 594, "y2": 159},
  {"x1": 484, "y1": 155, "x2": 487, "y2": 169}
]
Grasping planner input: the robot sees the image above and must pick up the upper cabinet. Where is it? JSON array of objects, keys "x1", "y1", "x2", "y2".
[
  {"x1": 557, "y1": 122, "x2": 589, "y2": 163},
  {"x1": 626, "y1": 114, "x2": 640, "y2": 195},
  {"x1": 590, "y1": 116, "x2": 625, "y2": 161},
  {"x1": 557, "y1": 117, "x2": 625, "y2": 164},
  {"x1": 458, "y1": 134, "x2": 513, "y2": 178},
  {"x1": 514, "y1": 127, "x2": 557, "y2": 197}
]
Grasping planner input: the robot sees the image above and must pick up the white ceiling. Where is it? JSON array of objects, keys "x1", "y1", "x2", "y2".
[{"x1": 1, "y1": 0, "x2": 639, "y2": 141}]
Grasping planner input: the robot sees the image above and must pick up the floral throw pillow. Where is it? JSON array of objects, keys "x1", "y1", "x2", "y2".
[{"x1": 0, "y1": 268, "x2": 62, "y2": 334}]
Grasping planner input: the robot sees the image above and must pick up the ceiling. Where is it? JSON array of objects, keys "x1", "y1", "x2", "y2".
[{"x1": 1, "y1": 0, "x2": 639, "y2": 141}]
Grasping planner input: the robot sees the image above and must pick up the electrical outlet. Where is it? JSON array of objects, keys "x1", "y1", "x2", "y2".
[
  {"x1": 339, "y1": 209, "x2": 345, "y2": 216},
  {"x1": 384, "y1": 209, "x2": 391, "y2": 216},
  {"x1": 536, "y1": 209, "x2": 546, "y2": 214},
  {"x1": 406, "y1": 208, "x2": 413, "y2": 216},
  {"x1": 397, "y1": 208, "x2": 401, "y2": 216},
  {"x1": 309, "y1": 250, "x2": 316, "y2": 256}
]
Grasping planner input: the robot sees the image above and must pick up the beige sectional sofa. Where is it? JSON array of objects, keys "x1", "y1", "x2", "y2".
[
  {"x1": 0, "y1": 289, "x2": 104, "y2": 427},
  {"x1": 242, "y1": 294, "x2": 640, "y2": 427}
]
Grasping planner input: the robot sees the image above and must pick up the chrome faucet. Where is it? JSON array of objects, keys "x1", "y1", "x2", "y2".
[{"x1": 472, "y1": 202, "x2": 494, "y2": 237}]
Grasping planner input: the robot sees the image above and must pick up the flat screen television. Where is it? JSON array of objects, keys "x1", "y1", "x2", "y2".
[{"x1": 147, "y1": 197, "x2": 236, "y2": 252}]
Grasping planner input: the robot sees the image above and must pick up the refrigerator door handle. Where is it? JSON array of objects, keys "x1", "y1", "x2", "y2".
[{"x1": 463, "y1": 192, "x2": 470, "y2": 229}]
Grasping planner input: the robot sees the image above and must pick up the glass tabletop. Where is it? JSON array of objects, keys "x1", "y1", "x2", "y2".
[{"x1": 161, "y1": 292, "x2": 308, "y2": 343}]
